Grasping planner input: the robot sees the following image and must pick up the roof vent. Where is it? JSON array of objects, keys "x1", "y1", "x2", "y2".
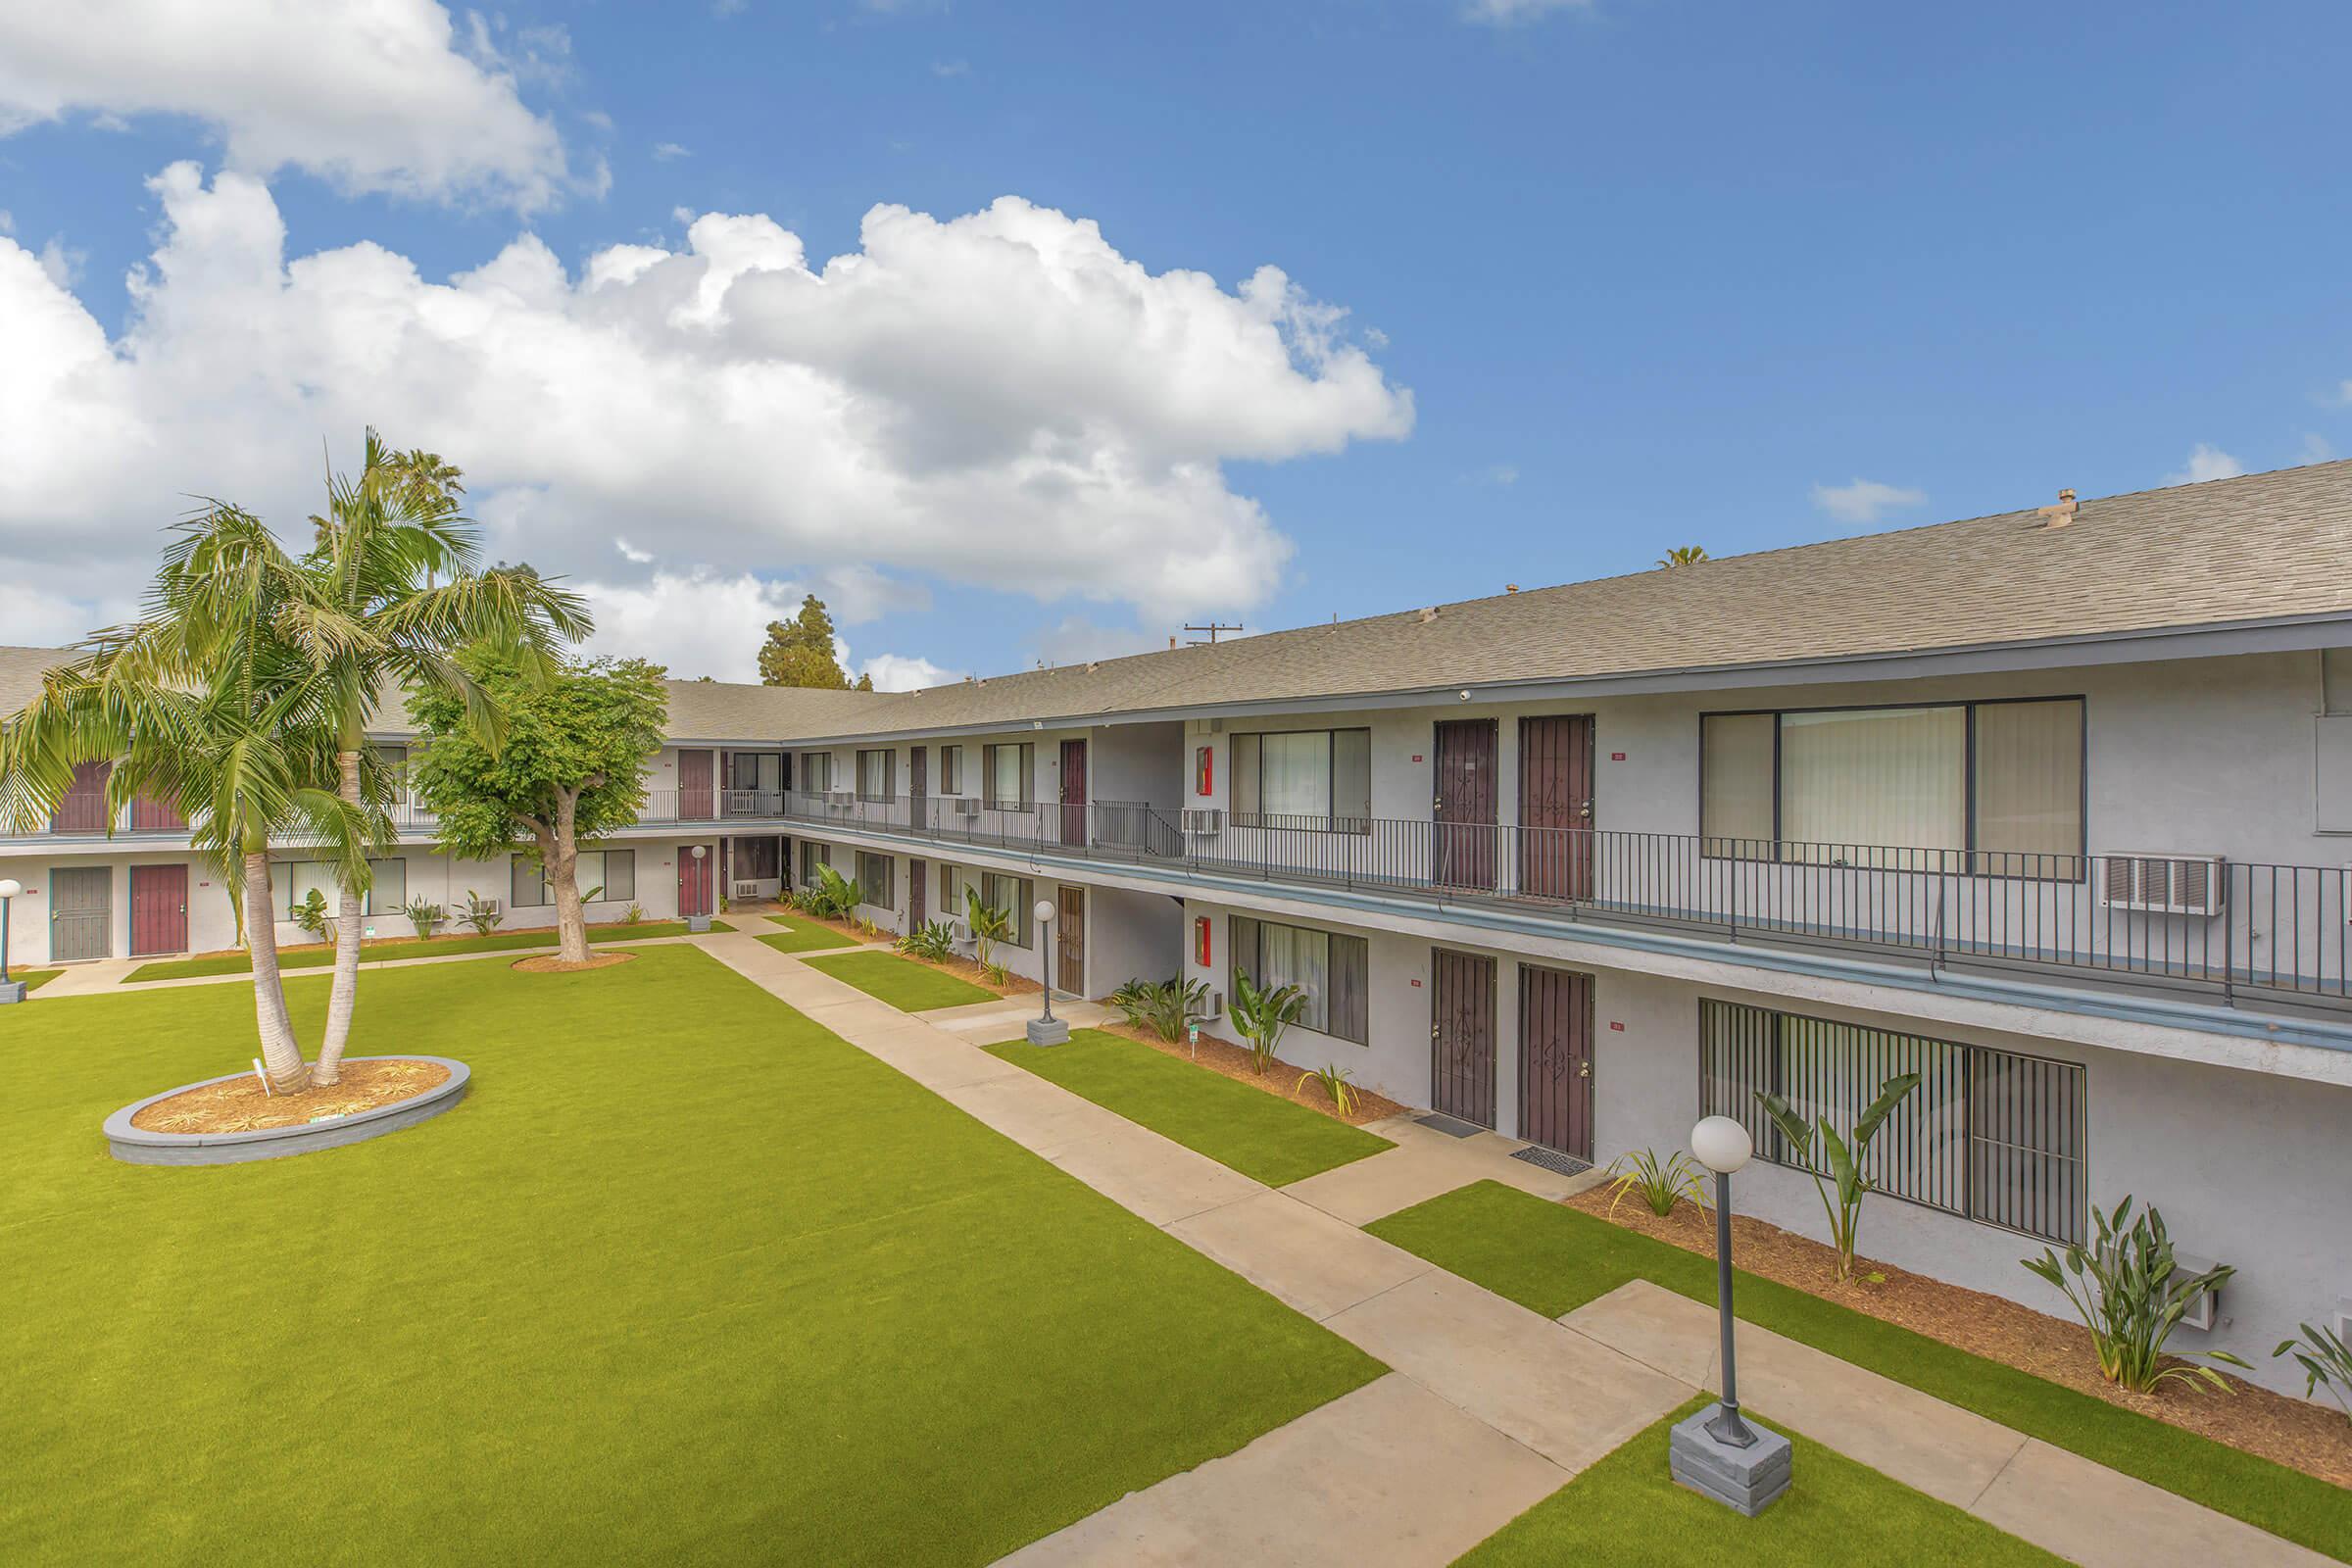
[
  {"x1": 2035, "y1": 488, "x2": 2079, "y2": 529},
  {"x1": 1086, "y1": 662, "x2": 1100, "y2": 672},
  {"x1": 1505, "y1": 583, "x2": 1520, "y2": 594},
  {"x1": 1416, "y1": 607, "x2": 1439, "y2": 623}
]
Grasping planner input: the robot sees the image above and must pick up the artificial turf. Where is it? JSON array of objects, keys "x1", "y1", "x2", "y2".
[
  {"x1": 1457, "y1": 1396, "x2": 2061, "y2": 1566},
  {"x1": 754, "y1": 912, "x2": 866, "y2": 955},
  {"x1": 1, "y1": 948, "x2": 1382, "y2": 1563},
  {"x1": 17, "y1": 968, "x2": 60, "y2": 992},
  {"x1": 985, "y1": 1028, "x2": 1394, "y2": 1187},
  {"x1": 805, "y1": 949, "x2": 999, "y2": 1010},
  {"x1": 122, "y1": 918, "x2": 731, "y2": 982},
  {"x1": 1369, "y1": 1182, "x2": 2352, "y2": 1562}
]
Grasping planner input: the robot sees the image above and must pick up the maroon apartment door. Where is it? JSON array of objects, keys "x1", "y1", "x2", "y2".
[
  {"x1": 1059, "y1": 739, "x2": 1088, "y2": 847},
  {"x1": 1430, "y1": 948, "x2": 1497, "y2": 1126},
  {"x1": 1519, "y1": 964, "x2": 1593, "y2": 1159},
  {"x1": 128, "y1": 864, "x2": 188, "y2": 956},
  {"x1": 908, "y1": 746, "x2": 928, "y2": 834},
  {"x1": 1519, "y1": 715, "x2": 1594, "y2": 901},
  {"x1": 679, "y1": 750, "x2": 714, "y2": 821},
  {"x1": 675, "y1": 847, "x2": 713, "y2": 916},
  {"x1": 1432, "y1": 719, "x2": 1498, "y2": 891},
  {"x1": 909, "y1": 860, "x2": 927, "y2": 927}
]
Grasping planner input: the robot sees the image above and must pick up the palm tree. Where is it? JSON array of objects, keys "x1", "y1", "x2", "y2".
[
  {"x1": 1657, "y1": 545, "x2": 1709, "y2": 567},
  {"x1": 0, "y1": 506, "x2": 372, "y2": 1092},
  {"x1": 292, "y1": 432, "x2": 589, "y2": 1084}
]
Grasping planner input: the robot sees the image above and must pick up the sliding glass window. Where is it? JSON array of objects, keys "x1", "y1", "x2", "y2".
[
  {"x1": 1229, "y1": 915, "x2": 1369, "y2": 1044},
  {"x1": 1700, "y1": 698, "x2": 2082, "y2": 876},
  {"x1": 1231, "y1": 728, "x2": 1371, "y2": 833}
]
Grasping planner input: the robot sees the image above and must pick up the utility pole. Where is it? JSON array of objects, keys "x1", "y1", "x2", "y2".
[{"x1": 1183, "y1": 621, "x2": 1244, "y2": 645}]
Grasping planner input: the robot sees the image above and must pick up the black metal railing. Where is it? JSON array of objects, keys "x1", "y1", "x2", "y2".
[{"x1": 756, "y1": 794, "x2": 2351, "y2": 1017}]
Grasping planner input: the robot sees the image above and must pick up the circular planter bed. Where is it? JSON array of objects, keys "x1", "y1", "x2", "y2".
[{"x1": 103, "y1": 1055, "x2": 470, "y2": 1166}]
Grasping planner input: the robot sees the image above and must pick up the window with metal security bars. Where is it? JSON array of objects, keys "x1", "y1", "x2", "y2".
[{"x1": 1698, "y1": 1000, "x2": 2086, "y2": 1245}]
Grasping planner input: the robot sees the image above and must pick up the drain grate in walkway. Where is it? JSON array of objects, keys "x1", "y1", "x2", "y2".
[
  {"x1": 1509, "y1": 1145, "x2": 1592, "y2": 1178},
  {"x1": 1414, "y1": 1112, "x2": 1488, "y2": 1139}
]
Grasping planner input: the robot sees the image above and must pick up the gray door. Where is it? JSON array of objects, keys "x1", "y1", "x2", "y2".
[{"x1": 50, "y1": 866, "x2": 111, "y2": 961}]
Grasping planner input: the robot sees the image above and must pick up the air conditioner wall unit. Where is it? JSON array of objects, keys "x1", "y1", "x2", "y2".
[
  {"x1": 733, "y1": 880, "x2": 762, "y2": 899},
  {"x1": 2170, "y1": 1250, "x2": 2222, "y2": 1332},
  {"x1": 1181, "y1": 807, "x2": 1223, "y2": 835},
  {"x1": 953, "y1": 798, "x2": 981, "y2": 817},
  {"x1": 1203, "y1": 989, "x2": 1225, "y2": 1019},
  {"x1": 2099, "y1": 852, "x2": 2226, "y2": 915}
]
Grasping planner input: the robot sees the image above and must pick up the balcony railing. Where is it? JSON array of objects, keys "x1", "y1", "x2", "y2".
[{"x1": 760, "y1": 793, "x2": 2352, "y2": 1018}]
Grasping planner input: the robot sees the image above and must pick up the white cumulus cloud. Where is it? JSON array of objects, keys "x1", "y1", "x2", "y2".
[
  {"x1": 1463, "y1": 0, "x2": 1593, "y2": 24},
  {"x1": 0, "y1": 167, "x2": 1410, "y2": 655},
  {"x1": 1811, "y1": 476, "x2": 1927, "y2": 525},
  {"x1": 0, "y1": 0, "x2": 575, "y2": 209},
  {"x1": 2166, "y1": 443, "x2": 2244, "y2": 485},
  {"x1": 858, "y1": 652, "x2": 957, "y2": 691}
]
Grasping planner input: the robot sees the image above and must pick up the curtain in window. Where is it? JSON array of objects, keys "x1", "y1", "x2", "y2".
[
  {"x1": 942, "y1": 746, "x2": 962, "y2": 792},
  {"x1": 1230, "y1": 915, "x2": 1259, "y2": 1004},
  {"x1": 1249, "y1": 920, "x2": 1332, "y2": 1032},
  {"x1": 510, "y1": 855, "x2": 544, "y2": 909},
  {"x1": 368, "y1": 858, "x2": 407, "y2": 914},
  {"x1": 1333, "y1": 729, "x2": 1372, "y2": 828},
  {"x1": 1700, "y1": 713, "x2": 1775, "y2": 851},
  {"x1": 1779, "y1": 707, "x2": 1965, "y2": 867},
  {"x1": 982, "y1": 873, "x2": 1033, "y2": 946},
  {"x1": 802, "y1": 753, "x2": 832, "y2": 793},
  {"x1": 1973, "y1": 700, "x2": 2082, "y2": 873},
  {"x1": 858, "y1": 750, "x2": 895, "y2": 802},
  {"x1": 858, "y1": 853, "x2": 894, "y2": 906},
  {"x1": 1327, "y1": 933, "x2": 1369, "y2": 1043},
  {"x1": 984, "y1": 745, "x2": 1031, "y2": 808},
  {"x1": 1232, "y1": 734, "x2": 1261, "y2": 816},
  {"x1": 1260, "y1": 733, "x2": 1331, "y2": 819},
  {"x1": 606, "y1": 850, "x2": 636, "y2": 901}
]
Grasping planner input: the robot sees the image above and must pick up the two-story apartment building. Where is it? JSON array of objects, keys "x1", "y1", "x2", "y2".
[{"x1": 6, "y1": 462, "x2": 2349, "y2": 1395}]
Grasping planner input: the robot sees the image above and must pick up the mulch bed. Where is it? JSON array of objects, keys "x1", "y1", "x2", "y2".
[
  {"x1": 513, "y1": 952, "x2": 635, "y2": 974},
  {"x1": 1567, "y1": 1185, "x2": 2352, "y2": 1487},
  {"x1": 130, "y1": 1058, "x2": 451, "y2": 1134},
  {"x1": 1091, "y1": 1018, "x2": 1407, "y2": 1128}
]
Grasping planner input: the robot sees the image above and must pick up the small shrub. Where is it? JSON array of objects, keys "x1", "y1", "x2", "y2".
[
  {"x1": 1110, "y1": 975, "x2": 1209, "y2": 1042},
  {"x1": 1296, "y1": 1061, "x2": 1358, "y2": 1115},
  {"x1": 1230, "y1": 969, "x2": 1308, "y2": 1075},
  {"x1": 2275, "y1": 1323, "x2": 2352, "y2": 1425},
  {"x1": 962, "y1": 888, "x2": 1012, "y2": 970},
  {"x1": 289, "y1": 888, "x2": 332, "y2": 942},
  {"x1": 2023, "y1": 1196, "x2": 2248, "y2": 1396},
  {"x1": 896, "y1": 920, "x2": 956, "y2": 961},
  {"x1": 1756, "y1": 1072, "x2": 1921, "y2": 1281},
  {"x1": 981, "y1": 960, "x2": 1010, "y2": 988},
  {"x1": 402, "y1": 898, "x2": 446, "y2": 940},
  {"x1": 801, "y1": 864, "x2": 864, "y2": 922},
  {"x1": 460, "y1": 891, "x2": 505, "y2": 936},
  {"x1": 619, "y1": 903, "x2": 645, "y2": 925},
  {"x1": 1602, "y1": 1148, "x2": 1712, "y2": 1219}
]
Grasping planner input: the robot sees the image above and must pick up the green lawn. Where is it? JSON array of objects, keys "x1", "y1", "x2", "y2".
[
  {"x1": 986, "y1": 1028, "x2": 1394, "y2": 1187},
  {"x1": 17, "y1": 968, "x2": 60, "y2": 992},
  {"x1": 1459, "y1": 1396, "x2": 2059, "y2": 1566},
  {"x1": 123, "y1": 918, "x2": 732, "y2": 982},
  {"x1": 3, "y1": 949, "x2": 1381, "y2": 1563},
  {"x1": 1370, "y1": 1182, "x2": 2352, "y2": 1563},
  {"x1": 755, "y1": 911, "x2": 866, "y2": 955},
  {"x1": 806, "y1": 949, "x2": 999, "y2": 1010}
]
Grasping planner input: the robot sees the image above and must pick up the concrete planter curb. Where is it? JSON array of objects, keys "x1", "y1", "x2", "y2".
[{"x1": 102, "y1": 1055, "x2": 470, "y2": 1166}]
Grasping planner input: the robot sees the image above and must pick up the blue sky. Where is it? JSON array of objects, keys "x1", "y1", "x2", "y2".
[{"x1": 2, "y1": 2, "x2": 2345, "y2": 682}]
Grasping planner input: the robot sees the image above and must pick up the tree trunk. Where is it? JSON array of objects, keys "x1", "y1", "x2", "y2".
[
  {"x1": 316, "y1": 747, "x2": 365, "y2": 1086},
  {"x1": 547, "y1": 791, "x2": 590, "y2": 963},
  {"x1": 244, "y1": 850, "x2": 311, "y2": 1094}
]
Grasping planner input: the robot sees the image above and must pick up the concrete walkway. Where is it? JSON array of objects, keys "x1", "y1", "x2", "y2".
[{"x1": 690, "y1": 927, "x2": 2326, "y2": 1568}]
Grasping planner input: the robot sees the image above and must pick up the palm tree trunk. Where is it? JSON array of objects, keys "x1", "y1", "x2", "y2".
[
  {"x1": 244, "y1": 851, "x2": 311, "y2": 1094},
  {"x1": 316, "y1": 748, "x2": 365, "y2": 1086}
]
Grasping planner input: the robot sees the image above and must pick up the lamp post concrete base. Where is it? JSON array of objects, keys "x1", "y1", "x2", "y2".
[
  {"x1": 0, "y1": 979, "x2": 24, "y2": 1004},
  {"x1": 1024, "y1": 1016, "x2": 1070, "y2": 1046},
  {"x1": 1668, "y1": 1404, "x2": 1790, "y2": 1516},
  {"x1": 685, "y1": 913, "x2": 711, "y2": 934}
]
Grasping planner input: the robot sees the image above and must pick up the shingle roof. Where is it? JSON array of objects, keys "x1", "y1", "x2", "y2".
[
  {"x1": 8, "y1": 462, "x2": 2349, "y2": 748},
  {"x1": 783, "y1": 459, "x2": 2352, "y2": 738}
]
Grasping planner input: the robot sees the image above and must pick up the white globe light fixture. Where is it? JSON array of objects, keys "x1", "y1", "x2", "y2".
[
  {"x1": 0, "y1": 877, "x2": 23, "y2": 1001},
  {"x1": 1024, "y1": 897, "x2": 1068, "y2": 1047},
  {"x1": 1666, "y1": 1113, "x2": 1790, "y2": 1515}
]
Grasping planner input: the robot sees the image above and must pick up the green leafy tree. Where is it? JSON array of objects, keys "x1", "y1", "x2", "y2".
[
  {"x1": 1657, "y1": 545, "x2": 1709, "y2": 567},
  {"x1": 292, "y1": 430, "x2": 587, "y2": 1083},
  {"x1": 409, "y1": 654, "x2": 667, "y2": 964},
  {"x1": 0, "y1": 506, "x2": 373, "y2": 1092},
  {"x1": 758, "y1": 595, "x2": 875, "y2": 690}
]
